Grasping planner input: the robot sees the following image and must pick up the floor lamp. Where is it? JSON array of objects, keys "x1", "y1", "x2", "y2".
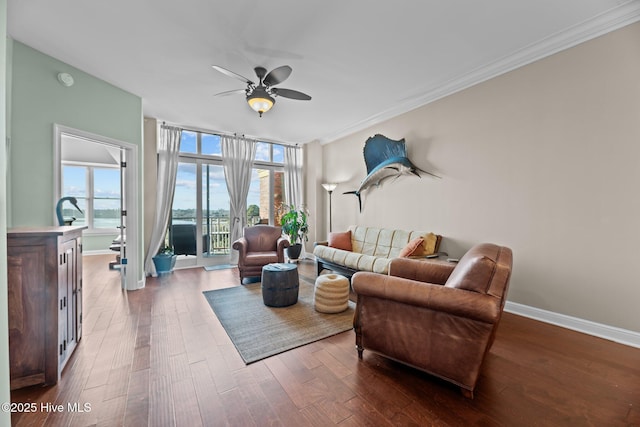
[{"x1": 322, "y1": 183, "x2": 337, "y2": 233}]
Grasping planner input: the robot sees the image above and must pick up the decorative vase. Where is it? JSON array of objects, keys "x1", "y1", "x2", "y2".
[
  {"x1": 285, "y1": 243, "x2": 303, "y2": 261},
  {"x1": 152, "y1": 253, "x2": 177, "y2": 275}
]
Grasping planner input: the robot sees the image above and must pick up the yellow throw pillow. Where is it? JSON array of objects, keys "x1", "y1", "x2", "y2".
[{"x1": 412, "y1": 233, "x2": 439, "y2": 256}]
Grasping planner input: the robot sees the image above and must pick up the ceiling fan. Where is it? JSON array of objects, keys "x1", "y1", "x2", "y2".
[{"x1": 212, "y1": 65, "x2": 312, "y2": 117}]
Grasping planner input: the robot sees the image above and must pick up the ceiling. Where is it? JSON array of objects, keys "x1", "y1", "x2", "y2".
[
  {"x1": 61, "y1": 134, "x2": 120, "y2": 166},
  {"x1": 7, "y1": 1, "x2": 640, "y2": 145}
]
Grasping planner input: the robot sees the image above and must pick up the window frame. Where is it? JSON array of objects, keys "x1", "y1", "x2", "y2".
[
  {"x1": 61, "y1": 161, "x2": 122, "y2": 235},
  {"x1": 176, "y1": 132, "x2": 287, "y2": 225}
]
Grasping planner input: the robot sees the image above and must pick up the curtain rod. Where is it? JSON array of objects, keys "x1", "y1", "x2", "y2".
[{"x1": 160, "y1": 121, "x2": 299, "y2": 147}]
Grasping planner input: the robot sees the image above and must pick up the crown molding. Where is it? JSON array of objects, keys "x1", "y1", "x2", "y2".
[{"x1": 316, "y1": 1, "x2": 640, "y2": 145}]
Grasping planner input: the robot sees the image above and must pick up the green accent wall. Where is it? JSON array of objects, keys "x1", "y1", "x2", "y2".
[
  {"x1": 10, "y1": 41, "x2": 142, "y2": 225},
  {"x1": 9, "y1": 41, "x2": 144, "y2": 283}
]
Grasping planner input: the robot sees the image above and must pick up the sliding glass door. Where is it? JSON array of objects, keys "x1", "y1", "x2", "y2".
[
  {"x1": 171, "y1": 161, "x2": 197, "y2": 268},
  {"x1": 202, "y1": 163, "x2": 230, "y2": 260},
  {"x1": 171, "y1": 159, "x2": 230, "y2": 268}
]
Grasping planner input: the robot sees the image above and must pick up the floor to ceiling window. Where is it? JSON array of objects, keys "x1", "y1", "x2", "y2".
[
  {"x1": 171, "y1": 130, "x2": 286, "y2": 268},
  {"x1": 250, "y1": 141, "x2": 285, "y2": 225}
]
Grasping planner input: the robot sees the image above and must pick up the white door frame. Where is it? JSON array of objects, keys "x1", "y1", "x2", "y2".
[{"x1": 53, "y1": 124, "x2": 141, "y2": 290}]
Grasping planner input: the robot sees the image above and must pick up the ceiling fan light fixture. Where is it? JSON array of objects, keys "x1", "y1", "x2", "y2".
[
  {"x1": 247, "y1": 88, "x2": 275, "y2": 117},
  {"x1": 213, "y1": 65, "x2": 310, "y2": 116}
]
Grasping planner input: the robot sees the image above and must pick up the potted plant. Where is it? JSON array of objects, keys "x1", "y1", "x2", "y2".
[
  {"x1": 152, "y1": 244, "x2": 177, "y2": 275},
  {"x1": 279, "y1": 204, "x2": 309, "y2": 261}
]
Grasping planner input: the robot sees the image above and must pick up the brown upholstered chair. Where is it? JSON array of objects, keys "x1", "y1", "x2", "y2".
[
  {"x1": 352, "y1": 243, "x2": 513, "y2": 398},
  {"x1": 232, "y1": 225, "x2": 290, "y2": 283}
]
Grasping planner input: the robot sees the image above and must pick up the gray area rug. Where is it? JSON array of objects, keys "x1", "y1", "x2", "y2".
[{"x1": 203, "y1": 279, "x2": 355, "y2": 364}]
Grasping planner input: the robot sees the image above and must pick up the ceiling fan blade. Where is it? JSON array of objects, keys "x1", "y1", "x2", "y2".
[
  {"x1": 214, "y1": 88, "x2": 246, "y2": 97},
  {"x1": 272, "y1": 88, "x2": 311, "y2": 101},
  {"x1": 263, "y1": 65, "x2": 292, "y2": 87},
  {"x1": 212, "y1": 65, "x2": 254, "y2": 85}
]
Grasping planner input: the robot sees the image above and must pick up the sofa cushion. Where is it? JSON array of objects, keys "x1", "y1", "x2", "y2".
[
  {"x1": 349, "y1": 226, "x2": 367, "y2": 254},
  {"x1": 245, "y1": 251, "x2": 279, "y2": 266},
  {"x1": 399, "y1": 237, "x2": 424, "y2": 257},
  {"x1": 329, "y1": 230, "x2": 352, "y2": 251},
  {"x1": 314, "y1": 245, "x2": 348, "y2": 264},
  {"x1": 389, "y1": 230, "x2": 412, "y2": 257},
  {"x1": 357, "y1": 254, "x2": 377, "y2": 272},
  {"x1": 373, "y1": 229, "x2": 395, "y2": 257},
  {"x1": 362, "y1": 228, "x2": 381, "y2": 256},
  {"x1": 344, "y1": 252, "x2": 363, "y2": 270},
  {"x1": 372, "y1": 257, "x2": 392, "y2": 274},
  {"x1": 313, "y1": 244, "x2": 332, "y2": 261}
]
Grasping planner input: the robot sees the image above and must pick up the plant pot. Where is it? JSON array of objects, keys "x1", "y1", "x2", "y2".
[
  {"x1": 285, "y1": 243, "x2": 303, "y2": 260},
  {"x1": 152, "y1": 253, "x2": 177, "y2": 275}
]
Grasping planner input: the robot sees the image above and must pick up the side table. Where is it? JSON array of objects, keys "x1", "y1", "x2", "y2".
[{"x1": 261, "y1": 263, "x2": 299, "y2": 307}]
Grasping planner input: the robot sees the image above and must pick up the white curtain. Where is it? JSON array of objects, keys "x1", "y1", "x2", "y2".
[
  {"x1": 284, "y1": 145, "x2": 306, "y2": 257},
  {"x1": 221, "y1": 134, "x2": 257, "y2": 264},
  {"x1": 144, "y1": 125, "x2": 181, "y2": 276},
  {"x1": 284, "y1": 145, "x2": 303, "y2": 208}
]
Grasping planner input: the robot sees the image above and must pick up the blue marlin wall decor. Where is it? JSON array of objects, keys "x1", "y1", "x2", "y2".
[{"x1": 344, "y1": 134, "x2": 439, "y2": 212}]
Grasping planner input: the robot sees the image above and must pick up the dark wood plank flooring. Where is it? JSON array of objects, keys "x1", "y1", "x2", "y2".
[{"x1": 10, "y1": 255, "x2": 640, "y2": 426}]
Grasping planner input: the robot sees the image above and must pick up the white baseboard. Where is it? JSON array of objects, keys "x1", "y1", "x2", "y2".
[{"x1": 504, "y1": 301, "x2": 640, "y2": 349}]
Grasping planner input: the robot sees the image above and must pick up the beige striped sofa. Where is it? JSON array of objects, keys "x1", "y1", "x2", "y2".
[{"x1": 313, "y1": 225, "x2": 441, "y2": 278}]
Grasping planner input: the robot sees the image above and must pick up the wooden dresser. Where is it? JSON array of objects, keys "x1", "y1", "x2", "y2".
[{"x1": 7, "y1": 226, "x2": 86, "y2": 390}]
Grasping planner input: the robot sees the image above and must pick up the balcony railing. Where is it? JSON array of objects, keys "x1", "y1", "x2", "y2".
[
  {"x1": 204, "y1": 217, "x2": 231, "y2": 255},
  {"x1": 171, "y1": 215, "x2": 262, "y2": 256}
]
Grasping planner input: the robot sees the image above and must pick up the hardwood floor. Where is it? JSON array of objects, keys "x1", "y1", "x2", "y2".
[{"x1": 10, "y1": 255, "x2": 640, "y2": 426}]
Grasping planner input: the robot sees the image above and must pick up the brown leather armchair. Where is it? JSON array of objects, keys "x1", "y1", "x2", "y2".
[
  {"x1": 352, "y1": 243, "x2": 513, "y2": 398},
  {"x1": 232, "y1": 225, "x2": 290, "y2": 283}
]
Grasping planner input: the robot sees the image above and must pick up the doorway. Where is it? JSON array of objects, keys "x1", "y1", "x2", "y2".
[{"x1": 54, "y1": 124, "x2": 140, "y2": 290}]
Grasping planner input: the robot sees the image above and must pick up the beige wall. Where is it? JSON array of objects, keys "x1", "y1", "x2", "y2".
[
  {"x1": 143, "y1": 117, "x2": 158, "y2": 256},
  {"x1": 320, "y1": 22, "x2": 640, "y2": 332},
  {"x1": 304, "y1": 141, "x2": 324, "y2": 250}
]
